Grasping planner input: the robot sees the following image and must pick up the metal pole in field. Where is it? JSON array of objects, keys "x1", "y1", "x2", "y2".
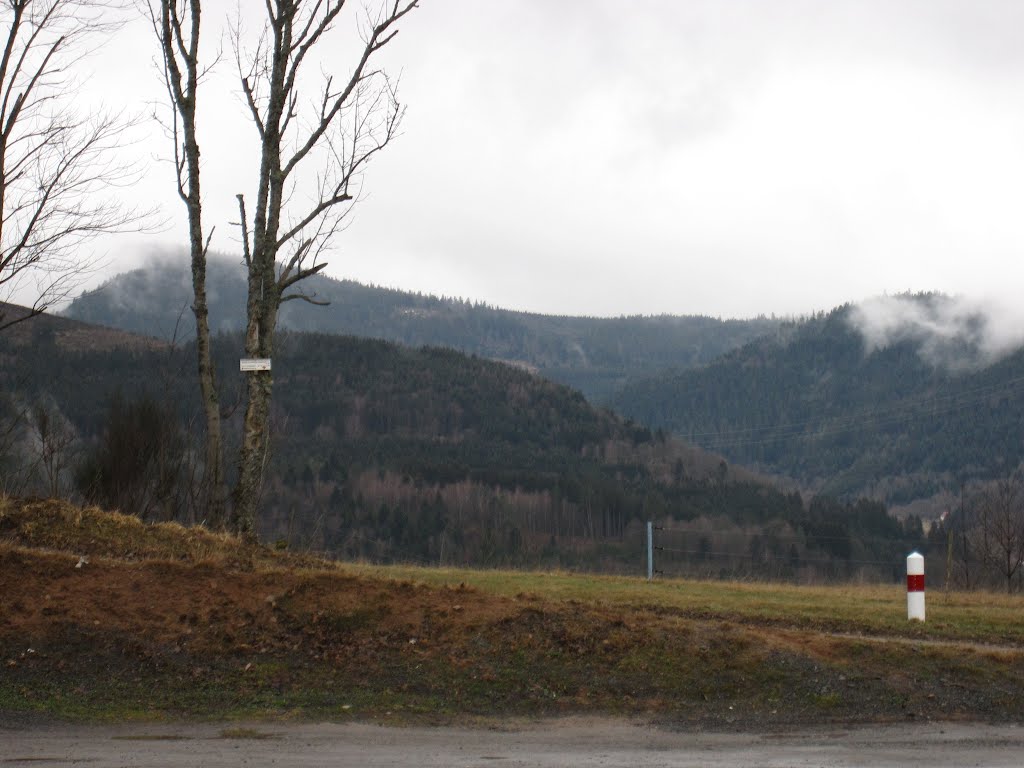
[
  {"x1": 647, "y1": 521, "x2": 653, "y2": 581},
  {"x1": 907, "y1": 551, "x2": 925, "y2": 621}
]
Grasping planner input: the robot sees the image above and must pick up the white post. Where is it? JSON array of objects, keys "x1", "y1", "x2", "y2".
[
  {"x1": 907, "y1": 551, "x2": 925, "y2": 621},
  {"x1": 646, "y1": 521, "x2": 653, "y2": 581}
]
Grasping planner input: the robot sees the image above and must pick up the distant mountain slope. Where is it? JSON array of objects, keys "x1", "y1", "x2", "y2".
[
  {"x1": 612, "y1": 295, "x2": 1024, "y2": 513},
  {"x1": 2, "y1": 310, "x2": 924, "y2": 578},
  {"x1": 64, "y1": 256, "x2": 777, "y2": 402},
  {"x1": 0, "y1": 301, "x2": 163, "y2": 354}
]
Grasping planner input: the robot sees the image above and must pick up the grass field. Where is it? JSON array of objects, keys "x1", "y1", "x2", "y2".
[
  {"x1": 2, "y1": 497, "x2": 1024, "y2": 726},
  {"x1": 340, "y1": 561, "x2": 1024, "y2": 644}
]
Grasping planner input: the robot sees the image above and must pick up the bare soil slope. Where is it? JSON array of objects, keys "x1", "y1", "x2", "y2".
[{"x1": 2, "y1": 498, "x2": 1023, "y2": 726}]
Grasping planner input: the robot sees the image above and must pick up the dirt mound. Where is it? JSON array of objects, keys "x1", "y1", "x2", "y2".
[
  {"x1": 0, "y1": 498, "x2": 251, "y2": 563},
  {"x1": 2, "y1": 498, "x2": 1024, "y2": 726}
]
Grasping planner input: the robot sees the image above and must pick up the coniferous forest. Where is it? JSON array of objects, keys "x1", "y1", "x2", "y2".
[
  {"x1": 65, "y1": 257, "x2": 778, "y2": 402},
  {"x1": 613, "y1": 298, "x2": 1024, "y2": 516},
  {"x1": 1, "y1": 305, "x2": 927, "y2": 582}
]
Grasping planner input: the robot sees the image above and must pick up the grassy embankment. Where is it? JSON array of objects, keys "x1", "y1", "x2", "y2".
[{"x1": 2, "y1": 497, "x2": 1023, "y2": 726}]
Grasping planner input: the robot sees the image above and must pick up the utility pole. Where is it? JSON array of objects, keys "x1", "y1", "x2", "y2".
[{"x1": 647, "y1": 521, "x2": 654, "y2": 581}]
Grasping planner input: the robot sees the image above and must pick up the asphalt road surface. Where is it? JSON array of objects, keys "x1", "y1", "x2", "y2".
[{"x1": 3, "y1": 719, "x2": 1024, "y2": 767}]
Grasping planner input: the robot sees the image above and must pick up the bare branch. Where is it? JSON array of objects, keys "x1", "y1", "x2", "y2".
[
  {"x1": 0, "y1": 0, "x2": 148, "y2": 327},
  {"x1": 221, "y1": 0, "x2": 418, "y2": 538},
  {"x1": 280, "y1": 290, "x2": 328, "y2": 305},
  {"x1": 236, "y1": 192, "x2": 251, "y2": 268},
  {"x1": 275, "y1": 188, "x2": 350, "y2": 248},
  {"x1": 280, "y1": 0, "x2": 416, "y2": 180}
]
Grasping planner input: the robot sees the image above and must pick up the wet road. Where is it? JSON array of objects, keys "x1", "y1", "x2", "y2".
[{"x1": 3, "y1": 719, "x2": 1024, "y2": 767}]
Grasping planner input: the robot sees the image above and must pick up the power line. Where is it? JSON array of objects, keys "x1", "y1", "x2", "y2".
[
  {"x1": 656, "y1": 527, "x2": 921, "y2": 547},
  {"x1": 654, "y1": 545, "x2": 902, "y2": 569},
  {"x1": 677, "y1": 373, "x2": 1024, "y2": 450},
  {"x1": 682, "y1": 373, "x2": 1024, "y2": 441}
]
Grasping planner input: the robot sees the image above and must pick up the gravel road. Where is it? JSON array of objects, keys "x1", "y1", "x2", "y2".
[{"x1": 3, "y1": 718, "x2": 1024, "y2": 767}]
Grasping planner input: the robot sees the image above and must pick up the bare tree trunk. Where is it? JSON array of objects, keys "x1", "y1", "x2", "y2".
[
  {"x1": 232, "y1": 298, "x2": 276, "y2": 539},
  {"x1": 192, "y1": 253, "x2": 226, "y2": 527},
  {"x1": 150, "y1": 0, "x2": 227, "y2": 528},
  {"x1": 226, "y1": 0, "x2": 416, "y2": 539},
  {"x1": 183, "y1": 90, "x2": 226, "y2": 526},
  {"x1": 181, "y1": 70, "x2": 227, "y2": 527}
]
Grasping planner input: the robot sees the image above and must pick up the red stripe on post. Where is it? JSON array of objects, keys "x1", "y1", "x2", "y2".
[{"x1": 907, "y1": 574, "x2": 925, "y2": 592}]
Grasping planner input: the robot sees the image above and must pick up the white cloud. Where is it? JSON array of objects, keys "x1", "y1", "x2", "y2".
[
  {"x1": 848, "y1": 294, "x2": 1024, "y2": 370},
  {"x1": 10, "y1": 0, "x2": 1024, "y2": 325}
]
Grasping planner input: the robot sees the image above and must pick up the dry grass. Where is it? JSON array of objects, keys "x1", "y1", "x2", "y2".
[
  {"x1": 0, "y1": 497, "x2": 260, "y2": 566},
  {"x1": 3, "y1": 497, "x2": 1022, "y2": 643},
  {"x1": 4, "y1": 498, "x2": 1024, "y2": 726},
  {"x1": 336, "y1": 562, "x2": 1024, "y2": 644}
]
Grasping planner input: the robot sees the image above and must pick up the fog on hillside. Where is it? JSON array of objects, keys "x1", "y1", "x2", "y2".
[{"x1": 847, "y1": 294, "x2": 1024, "y2": 370}]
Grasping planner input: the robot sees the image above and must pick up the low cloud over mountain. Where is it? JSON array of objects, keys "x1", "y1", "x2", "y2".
[{"x1": 847, "y1": 293, "x2": 1024, "y2": 370}]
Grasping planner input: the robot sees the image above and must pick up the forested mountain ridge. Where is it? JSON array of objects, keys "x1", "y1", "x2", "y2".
[
  {"x1": 63, "y1": 256, "x2": 778, "y2": 402},
  {"x1": 612, "y1": 296, "x2": 1024, "y2": 516},
  {"x1": 0, "y1": 301, "x2": 162, "y2": 353},
  {"x1": 2, "y1": 308, "x2": 924, "y2": 579}
]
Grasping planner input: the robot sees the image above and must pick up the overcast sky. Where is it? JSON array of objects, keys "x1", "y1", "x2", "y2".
[{"x1": 68, "y1": 1, "x2": 1024, "y2": 319}]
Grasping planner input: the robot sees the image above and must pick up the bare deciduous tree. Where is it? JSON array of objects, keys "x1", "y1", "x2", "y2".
[
  {"x1": 30, "y1": 399, "x2": 77, "y2": 497},
  {"x1": 0, "y1": 390, "x2": 31, "y2": 494},
  {"x1": 228, "y1": 0, "x2": 417, "y2": 538},
  {"x1": 977, "y1": 471, "x2": 1024, "y2": 593},
  {"x1": 148, "y1": 0, "x2": 227, "y2": 527},
  {"x1": 150, "y1": 0, "x2": 417, "y2": 539},
  {"x1": 76, "y1": 391, "x2": 185, "y2": 521},
  {"x1": 0, "y1": 0, "x2": 143, "y2": 331}
]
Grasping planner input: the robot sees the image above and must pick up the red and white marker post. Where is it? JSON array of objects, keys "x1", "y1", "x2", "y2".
[{"x1": 907, "y1": 551, "x2": 925, "y2": 621}]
